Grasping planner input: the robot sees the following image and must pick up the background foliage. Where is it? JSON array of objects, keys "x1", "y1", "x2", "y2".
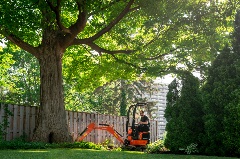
[{"x1": 0, "y1": 48, "x2": 157, "y2": 115}]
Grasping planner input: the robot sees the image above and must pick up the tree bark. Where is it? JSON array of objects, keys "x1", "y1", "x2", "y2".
[{"x1": 32, "y1": 44, "x2": 72, "y2": 143}]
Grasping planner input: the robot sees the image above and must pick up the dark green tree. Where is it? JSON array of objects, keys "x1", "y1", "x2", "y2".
[
  {"x1": 164, "y1": 78, "x2": 181, "y2": 152},
  {"x1": 202, "y1": 10, "x2": 240, "y2": 156},
  {"x1": 222, "y1": 10, "x2": 240, "y2": 156},
  {"x1": 177, "y1": 72, "x2": 204, "y2": 151},
  {"x1": 201, "y1": 43, "x2": 240, "y2": 155},
  {"x1": 165, "y1": 72, "x2": 204, "y2": 153}
]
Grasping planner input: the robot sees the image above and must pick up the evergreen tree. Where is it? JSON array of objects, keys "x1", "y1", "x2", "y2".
[
  {"x1": 164, "y1": 78, "x2": 181, "y2": 152},
  {"x1": 201, "y1": 46, "x2": 236, "y2": 156},
  {"x1": 222, "y1": 10, "x2": 240, "y2": 156},
  {"x1": 201, "y1": 11, "x2": 240, "y2": 154},
  {"x1": 165, "y1": 72, "x2": 204, "y2": 153},
  {"x1": 178, "y1": 72, "x2": 204, "y2": 147}
]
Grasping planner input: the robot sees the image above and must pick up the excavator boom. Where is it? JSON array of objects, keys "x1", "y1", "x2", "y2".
[{"x1": 76, "y1": 123, "x2": 124, "y2": 143}]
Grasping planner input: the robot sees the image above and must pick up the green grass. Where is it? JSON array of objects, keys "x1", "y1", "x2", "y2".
[{"x1": 0, "y1": 149, "x2": 238, "y2": 159}]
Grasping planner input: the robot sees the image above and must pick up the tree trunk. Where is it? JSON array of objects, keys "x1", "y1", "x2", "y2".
[{"x1": 32, "y1": 45, "x2": 72, "y2": 143}]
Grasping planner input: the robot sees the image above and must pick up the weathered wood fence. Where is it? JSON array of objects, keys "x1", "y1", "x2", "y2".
[{"x1": 0, "y1": 103, "x2": 158, "y2": 144}]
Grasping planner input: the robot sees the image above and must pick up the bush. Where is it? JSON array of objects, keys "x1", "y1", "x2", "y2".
[
  {"x1": 185, "y1": 143, "x2": 198, "y2": 155},
  {"x1": 0, "y1": 140, "x2": 47, "y2": 150},
  {"x1": 0, "y1": 137, "x2": 105, "y2": 150},
  {"x1": 146, "y1": 140, "x2": 167, "y2": 154}
]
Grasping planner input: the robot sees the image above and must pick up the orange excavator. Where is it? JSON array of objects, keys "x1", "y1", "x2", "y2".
[
  {"x1": 76, "y1": 103, "x2": 150, "y2": 149},
  {"x1": 76, "y1": 122, "x2": 124, "y2": 144}
]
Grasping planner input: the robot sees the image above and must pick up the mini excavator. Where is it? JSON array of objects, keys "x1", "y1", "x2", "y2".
[{"x1": 76, "y1": 103, "x2": 150, "y2": 149}]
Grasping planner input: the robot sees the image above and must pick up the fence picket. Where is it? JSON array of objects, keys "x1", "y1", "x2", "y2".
[
  {"x1": 31, "y1": 107, "x2": 36, "y2": 140},
  {"x1": 13, "y1": 105, "x2": 18, "y2": 138},
  {"x1": 73, "y1": 112, "x2": 78, "y2": 139},
  {"x1": 25, "y1": 106, "x2": 30, "y2": 138},
  {"x1": 6, "y1": 104, "x2": 14, "y2": 141},
  {"x1": 19, "y1": 106, "x2": 24, "y2": 137}
]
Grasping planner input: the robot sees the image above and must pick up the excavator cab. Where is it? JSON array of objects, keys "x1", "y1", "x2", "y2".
[{"x1": 123, "y1": 102, "x2": 150, "y2": 149}]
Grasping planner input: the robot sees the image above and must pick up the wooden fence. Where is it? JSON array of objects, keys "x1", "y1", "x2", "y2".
[{"x1": 0, "y1": 103, "x2": 158, "y2": 144}]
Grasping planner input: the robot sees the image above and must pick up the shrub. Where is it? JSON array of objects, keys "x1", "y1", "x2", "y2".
[
  {"x1": 0, "y1": 137, "x2": 105, "y2": 150},
  {"x1": 0, "y1": 140, "x2": 47, "y2": 150},
  {"x1": 185, "y1": 143, "x2": 198, "y2": 155},
  {"x1": 146, "y1": 140, "x2": 166, "y2": 154}
]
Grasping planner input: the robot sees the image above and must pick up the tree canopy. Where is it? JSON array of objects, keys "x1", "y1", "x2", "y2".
[{"x1": 1, "y1": 0, "x2": 237, "y2": 84}]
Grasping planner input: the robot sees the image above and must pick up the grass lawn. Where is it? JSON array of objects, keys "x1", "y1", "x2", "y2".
[{"x1": 0, "y1": 149, "x2": 238, "y2": 159}]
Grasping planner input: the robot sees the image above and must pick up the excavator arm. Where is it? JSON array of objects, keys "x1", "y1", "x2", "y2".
[{"x1": 76, "y1": 123, "x2": 124, "y2": 144}]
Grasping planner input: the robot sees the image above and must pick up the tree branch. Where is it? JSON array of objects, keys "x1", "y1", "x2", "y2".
[
  {"x1": 61, "y1": 1, "x2": 87, "y2": 48},
  {"x1": 129, "y1": 6, "x2": 140, "y2": 12},
  {"x1": 1, "y1": 30, "x2": 39, "y2": 58},
  {"x1": 68, "y1": 1, "x2": 87, "y2": 36},
  {"x1": 69, "y1": 0, "x2": 138, "y2": 53},
  {"x1": 88, "y1": 0, "x2": 120, "y2": 16},
  {"x1": 111, "y1": 54, "x2": 141, "y2": 69},
  {"x1": 46, "y1": 0, "x2": 71, "y2": 34},
  {"x1": 86, "y1": 41, "x2": 135, "y2": 55},
  {"x1": 79, "y1": 0, "x2": 135, "y2": 43},
  {"x1": 143, "y1": 49, "x2": 177, "y2": 60},
  {"x1": 138, "y1": 23, "x2": 178, "y2": 60}
]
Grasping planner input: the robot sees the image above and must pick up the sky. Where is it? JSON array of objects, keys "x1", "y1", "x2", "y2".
[
  {"x1": 155, "y1": 74, "x2": 174, "y2": 84},
  {"x1": 0, "y1": 41, "x2": 6, "y2": 47}
]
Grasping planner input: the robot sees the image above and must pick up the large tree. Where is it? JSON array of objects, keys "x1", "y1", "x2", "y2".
[{"x1": 0, "y1": 0, "x2": 237, "y2": 142}]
